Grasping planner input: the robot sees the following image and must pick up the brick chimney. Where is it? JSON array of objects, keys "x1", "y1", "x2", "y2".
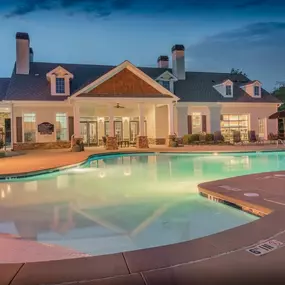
[
  {"x1": 157, "y1": 55, "x2": 169, "y2": 68},
  {"x1": 16, "y1": 32, "x2": 30, "y2": 75},
  {"x1": 172, "y1": 44, "x2": 185, "y2": 80}
]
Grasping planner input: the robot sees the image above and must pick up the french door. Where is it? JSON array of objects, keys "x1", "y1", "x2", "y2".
[{"x1": 80, "y1": 121, "x2": 98, "y2": 146}]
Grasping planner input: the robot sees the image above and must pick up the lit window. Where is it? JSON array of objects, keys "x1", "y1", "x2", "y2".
[
  {"x1": 56, "y1": 113, "x2": 68, "y2": 141},
  {"x1": 254, "y1": 86, "x2": 260, "y2": 96},
  {"x1": 160, "y1": 80, "x2": 170, "y2": 90},
  {"x1": 23, "y1": 113, "x2": 36, "y2": 143},
  {"x1": 56, "y1": 78, "x2": 65, "y2": 94},
  {"x1": 192, "y1": 112, "x2": 202, "y2": 133},
  {"x1": 226, "y1": 85, "x2": 232, "y2": 96}
]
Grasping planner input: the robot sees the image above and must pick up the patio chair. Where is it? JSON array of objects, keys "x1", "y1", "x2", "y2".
[
  {"x1": 248, "y1": 131, "x2": 257, "y2": 144},
  {"x1": 256, "y1": 134, "x2": 265, "y2": 145}
]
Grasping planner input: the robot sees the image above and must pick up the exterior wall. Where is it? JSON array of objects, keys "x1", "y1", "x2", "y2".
[
  {"x1": 176, "y1": 103, "x2": 278, "y2": 138},
  {"x1": 221, "y1": 104, "x2": 278, "y2": 136},
  {"x1": 13, "y1": 105, "x2": 73, "y2": 144},
  {"x1": 188, "y1": 106, "x2": 211, "y2": 133}
]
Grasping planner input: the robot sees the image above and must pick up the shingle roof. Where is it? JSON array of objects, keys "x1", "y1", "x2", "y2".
[
  {"x1": 174, "y1": 72, "x2": 280, "y2": 103},
  {"x1": 0, "y1": 78, "x2": 10, "y2": 100},
  {"x1": 4, "y1": 61, "x2": 280, "y2": 103}
]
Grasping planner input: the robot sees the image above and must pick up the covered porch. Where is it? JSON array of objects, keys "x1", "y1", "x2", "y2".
[{"x1": 72, "y1": 98, "x2": 176, "y2": 149}]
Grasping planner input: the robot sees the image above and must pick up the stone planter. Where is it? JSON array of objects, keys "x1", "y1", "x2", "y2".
[
  {"x1": 105, "y1": 136, "x2": 118, "y2": 150},
  {"x1": 72, "y1": 144, "x2": 81, "y2": 152},
  {"x1": 166, "y1": 135, "x2": 178, "y2": 147},
  {"x1": 136, "y1": 136, "x2": 149, "y2": 148}
]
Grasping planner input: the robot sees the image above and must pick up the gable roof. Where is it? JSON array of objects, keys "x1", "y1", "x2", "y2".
[
  {"x1": 174, "y1": 72, "x2": 280, "y2": 103},
  {"x1": 0, "y1": 78, "x2": 10, "y2": 100},
  {"x1": 4, "y1": 62, "x2": 280, "y2": 103}
]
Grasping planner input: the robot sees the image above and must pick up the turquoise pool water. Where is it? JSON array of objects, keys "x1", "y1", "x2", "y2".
[{"x1": 1, "y1": 151, "x2": 284, "y2": 256}]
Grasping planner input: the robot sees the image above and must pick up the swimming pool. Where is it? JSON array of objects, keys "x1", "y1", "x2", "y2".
[{"x1": 0, "y1": 151, "x2": 284, "y2": 257}]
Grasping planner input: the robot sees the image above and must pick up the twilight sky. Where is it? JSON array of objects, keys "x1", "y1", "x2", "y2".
[{"x1": 0, "y1": 0, "x2": 285, "y2": 91}]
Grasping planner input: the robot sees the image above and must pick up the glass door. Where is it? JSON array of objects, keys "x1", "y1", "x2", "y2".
[
  {"x1": 114, "y1": 121, "x2": 123, "y2": 141},
  {"x1": 130, "y1": 121, "x2": 139, "y2": 142},
  {"x1": 89, "y1": 122, "x2": 98, "y2": 145},
  {"x1": 80, "y1": 121, "x2": 98, "y2": 146},
  {"x1": 80, "y1": 122, "x2": 88, "y2": 144}
]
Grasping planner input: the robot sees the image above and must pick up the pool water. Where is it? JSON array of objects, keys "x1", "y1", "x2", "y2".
[{"x1": 1, "y1": 151, "x2": 285, "y2": 256}]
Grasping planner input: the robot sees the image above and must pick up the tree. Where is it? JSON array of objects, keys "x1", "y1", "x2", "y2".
[
  {"x1": 273, "y1": 83, "x2": 285, "y2": 111},
  {"x1": 230, "y1": 68, "x2": 247, "y2": 77}
]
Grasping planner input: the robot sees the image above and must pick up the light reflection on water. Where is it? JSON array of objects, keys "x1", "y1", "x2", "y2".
[{"x1": 0, "y1": 152, "x2": 284, "y2": 256}]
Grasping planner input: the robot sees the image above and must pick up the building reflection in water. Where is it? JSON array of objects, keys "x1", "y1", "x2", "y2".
[{"x1": 0, "y1": 153, "x2": 278, "y2": 254}]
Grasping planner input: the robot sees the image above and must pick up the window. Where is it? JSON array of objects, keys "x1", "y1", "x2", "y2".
[
  {"x1": 254, "y1": 86, "x2": 260, "y2": 96},
  {"x1": 225, "y1": 85, "x2": 232, "y2": 96},
  {"x1": 56, "y1": 78, "x2": 65, "y2": 94},
  {"x1": 56, "y1": 113, "x2": 68, "y2": 141},
  {"x1": 23, "y1": 113, "x2": 36, "y2": 143},
  {"x1": 258, "y1": 118, "x2": 266, "y2": 139},
  {"x1": 220, "y1": 114, "x2": 249, "y2": 142},
  {"x1": 192, "y1": 113, "x2": 202, "y2": 134},
  {"x1": 160, "y1": 80, "x2": 170, "y2": 90}
]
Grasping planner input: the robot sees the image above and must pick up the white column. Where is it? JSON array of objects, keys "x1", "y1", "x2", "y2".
[
  {"x1": 176, "y1": 105, "x2": 188, "y2": 137},
  {"x1": 138, "y1": 103, "x2": 145, "y2": 136},
  {"x1": 108, "y1": 105, "x2": 115, "y2": 137},
  {"x1": 209, "y1": 106, "x2": 221, "y2": 133},
  {"x1": 73, "y1": 104, "x2": 80, "y2": 137},
  {"x1": 10, "y1": 104, "x2": 14, "y2": 149},
  {"x1": 168, "y1": 102, "x2": 174, "y2": 135}
]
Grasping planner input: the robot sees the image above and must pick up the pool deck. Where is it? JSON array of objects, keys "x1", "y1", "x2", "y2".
[
  {"x1": 0, "y1": 143, "x2": 284, "y2": 176},
  {"x1": 1, "y1": 145, "x2": 285, "y2": 284}
]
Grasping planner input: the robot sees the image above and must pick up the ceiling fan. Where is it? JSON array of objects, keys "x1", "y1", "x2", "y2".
[{"x1": 114, "y1": 103, "x2": 125, "y2": 109}]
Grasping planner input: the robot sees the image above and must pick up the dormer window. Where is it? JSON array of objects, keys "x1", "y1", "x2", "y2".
[
  {"x1": 56, "y1": 78, "x2": 65, "y2": 94},
  {"x1": 160, "y1": 80, "x2": 170, "y2": 90},
  {"x1": 226, "y1": 85, "x2": 232, "y2": 96},
  {"x1": 46, "y1": 66, "x2": 74, "y2": 96},
  {"x1": 254, "y1": 86, "x2": 260, "y2": 96}
]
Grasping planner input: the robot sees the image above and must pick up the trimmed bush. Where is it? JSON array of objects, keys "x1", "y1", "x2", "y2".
[
  {"x1": 183, "y1": 134, "x2": 191, "y2": 145},
  {"x1": 205, "y1": 133, "x2": 214, "y2": 142},
  {"x1": 199, "y1": 132, "x2": 206, "y2": 142},
  {"x1": 190, "y1": 133, "x2": 200, "y2": 142}
]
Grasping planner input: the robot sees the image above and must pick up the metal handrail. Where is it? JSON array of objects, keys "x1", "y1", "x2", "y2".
[{"x1": 277, "y1": 139, "x2": 285, "y2": 147}]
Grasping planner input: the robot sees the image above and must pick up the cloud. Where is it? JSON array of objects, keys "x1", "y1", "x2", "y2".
[
  {"x1": 187, "y1": 22, "x2": 285, "y2": 90},
  {"x1": 4, "y1": 0, "x2": 135, "y2": 18},
  {"x1": 4, "y1": 0, "x2": 285, "y2": 18}
]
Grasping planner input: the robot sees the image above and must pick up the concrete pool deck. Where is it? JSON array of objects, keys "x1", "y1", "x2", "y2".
[{"x1": 1, "y1": 145, "x2": 285, "y2": 284}]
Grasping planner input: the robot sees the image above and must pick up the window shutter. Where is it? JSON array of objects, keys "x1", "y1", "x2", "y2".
[
  {"x1": 187, "y1": 115, "x2": 192, "y2": 134},
  {"x1": 202, "y1": 115, "x2": 207, "y2": 132},
  {"x1": 16, "y1": 117, "x2": 23, "y2": 143},
  {"x1": 68, "y1": 116, "x2": 74, "y2": 140}
]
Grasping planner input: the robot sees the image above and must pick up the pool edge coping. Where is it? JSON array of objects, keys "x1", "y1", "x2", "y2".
[{"x1": 2, "y1": 150, "x2": 285, "y2": 284}]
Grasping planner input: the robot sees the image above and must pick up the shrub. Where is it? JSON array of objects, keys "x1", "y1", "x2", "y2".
[
  {"x1": 190, "y1": 133, "x2": 200, "y2": 142},
  {"x1": 183, "y1": 134, "x2": 191, "y2": 145},
  {"x1": 199, "y1": 132, "x2": 206, "y2": 142},
  {"x1": 205, "y1": 133, "x2": 214, "y2": 142}
]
